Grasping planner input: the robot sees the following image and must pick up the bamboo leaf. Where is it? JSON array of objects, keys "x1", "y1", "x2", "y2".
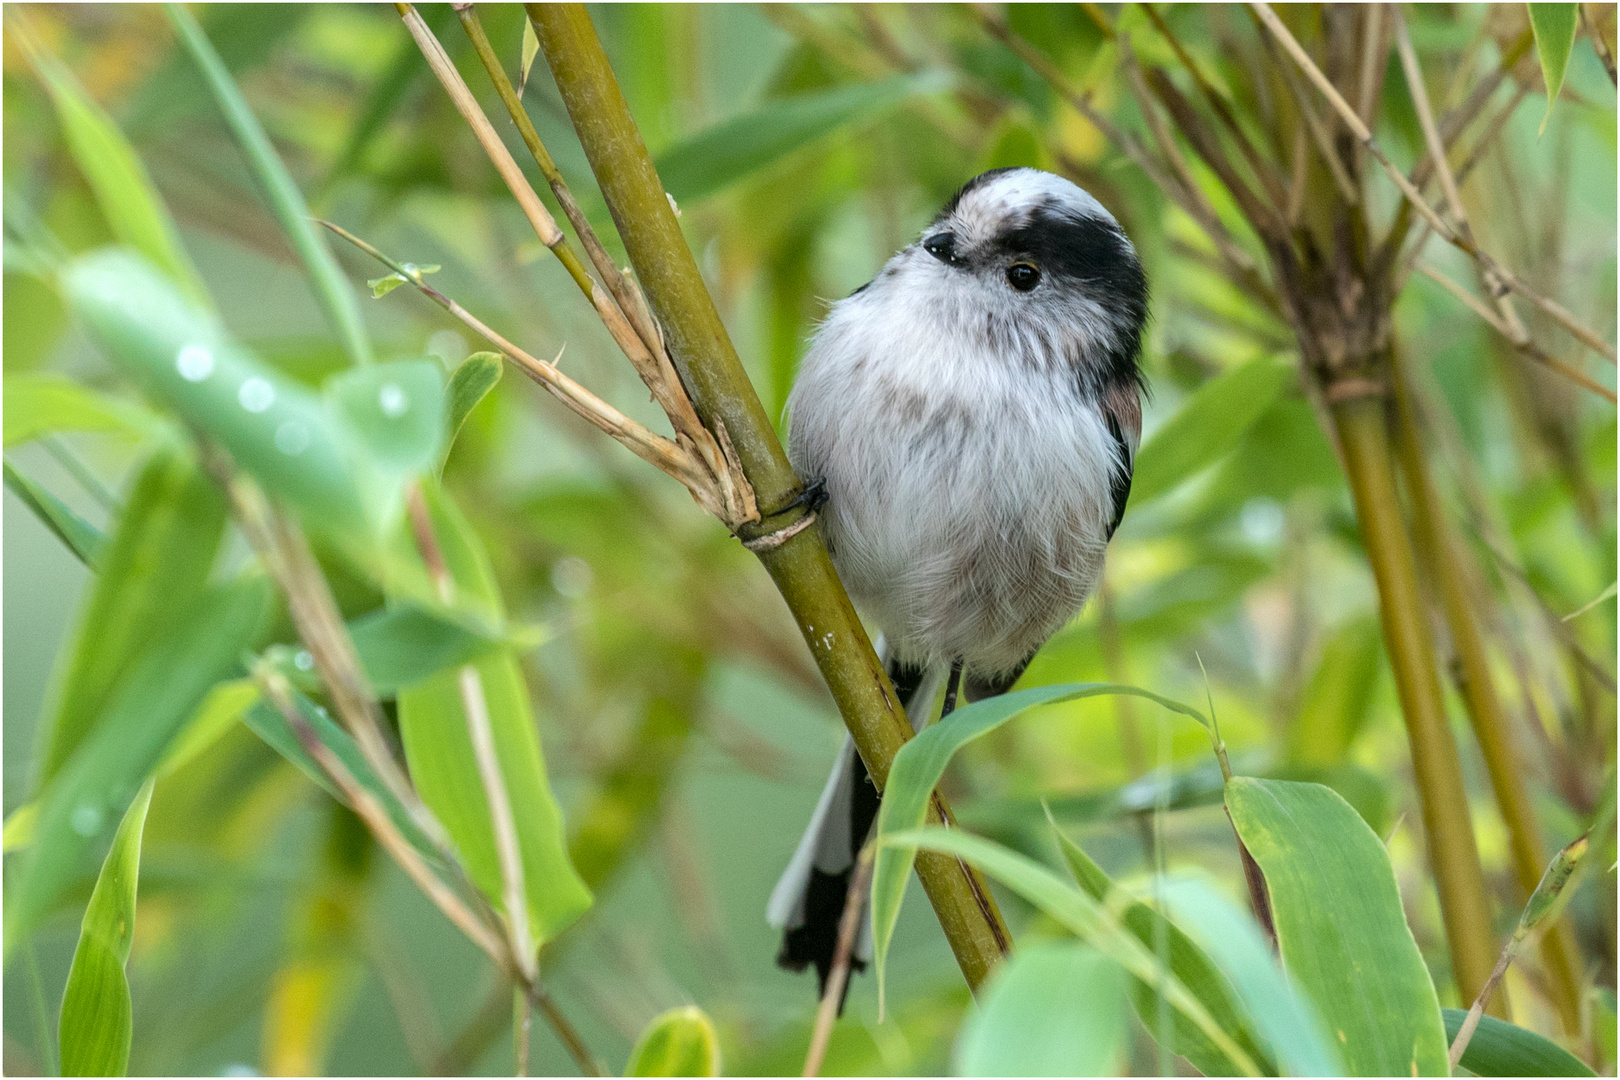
[
  {"x1": 654, "y1": 73, "x2": 949, "y2": 202},
  {"x1": 63, "y1": 249, "x2": 439, "y2": 538},
  {"x1": 34, "y1": 446, "x2": 228, "y2": 784},
  {"x1": 518, "y1": 17, "x2": 541, "y2": 98},
  {"x1": 165, "y1": 2, "x2": 373, "y2": 367},
  {"x1": 4, "y1": 374, "x2": 163, "y2": 448},
  {"x1": 4, "y1": 463, "x2": 105, "y2": 567},
  {"x1": 9, "y1": 577, "x2": 272, "y2": 943},
  {"x1": 1129, "y1": 355, "x2": 1293, "y2": 506},
  {"x1": 869, "y1": 682, "x2": 1211, "y2": 1004},
  {"x1": 1226, "y1": 777, "x2": 1449, "y2": 1076},
  {"x1": 878, "y1": 827, "x2": 1265, "y2": 1076},
  {"x1": 346, "y1": 601, "x2": 514, "y2": 694},
  {"x1": 1050, "y1": 816, "x2": 1273, "y2": 1076},
  {"x1": 444, "y1": 352, "x2": 503, "y2": 464},
  {"x1": 951, "y1": 940, "x2": 1127, "y2": 1077},
  {"x1": 57, "y1": 780, "x2": 153, "y2": 1078},
  {"x1": 1443, "y1": 1009, "x2": 1595, "y2": 1076},
  {"x1": 1155, "y1": 876, "x2": 1342, "y2": 1077},
  {"x1": 625, "y1": 1006, "x2": 721, "y2": 1077},
  {"x1": 396, "y1": 483, "x2": 592, "y2": 944},
  {"x1": 15, "y1": 24, "x2": 209, "y2": 308},
  {"x1": 1529, "y1": 4, "x2": 1580, "y2": 134}
]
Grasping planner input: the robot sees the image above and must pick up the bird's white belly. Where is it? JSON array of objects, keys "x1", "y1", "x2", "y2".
[{"x1": 790, "y1": 362, "x2": 1117, "y2": 676}]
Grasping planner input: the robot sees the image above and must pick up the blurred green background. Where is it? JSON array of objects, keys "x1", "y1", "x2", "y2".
[{"x1": 3, "y1": 3, "x2": 1615, "y2": 1075}]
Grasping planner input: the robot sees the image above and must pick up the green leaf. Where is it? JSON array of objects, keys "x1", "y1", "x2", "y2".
[
  {"x1": 1155, "y1": 876, "x2": 1342, "y2": 1077},
  {"x1": 154, "y1": 678, "x2": 259, "y2": 778},
  {"x1": 58, "y1": 780, "x2": 153, "y2": 1078},
  {"x1": 396, "y1": 484, "x2": 591, "y2": 944},
  {"x1": 870, "y1": 682, "x2": 1210, "y2": 1004},
  {"x1": 368, "y1": 274, "x2": 407, "y2": 298},
  {"x1": 1050, "y1": 817, "x2": 1272, "y2": 1076},
  {"x1": 15, "y1": 24, "x2": 209, "y2": 308},
  {"x1": 1129, "y1": 354, "x2": 1292, "y2": 506},
  {"x1": 444, "y1": 353, "x2": 503, "y2": 463},
  {"x1": 1442, "y1": 1009, "x2": 1595, "y2": 1077},
  {"x1": 518, "y1": 17, "x2": 541, "y2": 97},
  {"x1": 1529, "y1": 4, "x2": 1579, "y2": 135},
  {"x1": 951, "y1": 940, "x2": 1127, "y2": 1077},
  {"x1": 63, "y1": 249, "x2": 430, "y2": 538},
  {"x1": 4, "y1": 463, "x2": 105, "y2": 567},
  {"x1": 4, "y1": 374, "x2": 162, "y2": 448},
  {"x1": 9, "y1": 577, "x2": 272, "y2": 943},
  {"x1": 35, "y1": 446, "x2": 228, "y2": 784},
  {"x1": 346, "y1": 601, "x2": 511, "y2": 694},
  {"x1": 1226, "y1": 777, "x2": 1449, "y2": 1076},
  {"x1": 655, "y1": 73, "x2": 948, "y2": 202},
  {"x1": 165, "y1": 2, "x2": 373, "y2": 367},
  {"x1": 625, "y1": 1006, "x2": 722, "y2": 1077},
  {"x1": 879, "y1": 827, "x2": 1264, "y2": 1076}
]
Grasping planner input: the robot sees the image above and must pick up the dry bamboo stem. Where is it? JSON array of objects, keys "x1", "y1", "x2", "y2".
[
  {"x1": 1332, "y1": 394, "x2": 1501, "y2": 1010},
  {"x1": 528, "y1": 1, "x2": 1011, "y2": 991},
  {"x1": 1391, "y1": 362, "x2": 1583, "y2": 1034}
]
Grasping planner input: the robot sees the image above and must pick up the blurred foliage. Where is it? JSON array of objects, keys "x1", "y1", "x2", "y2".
[{"x1": 2, "y1": 3, "x2": 1615, "y2": 1076}]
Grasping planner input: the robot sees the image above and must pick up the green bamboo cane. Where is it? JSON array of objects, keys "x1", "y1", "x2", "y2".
[
  {"x1": 1332, "y1": 391, "x2": 1501, "y2": 1012},
  {"x1": 525, "y1": 2, "x2": 1010, "y2": 990},
  {"x1": 1391, "y1": 357, "x2": 1583, "y2": 1035}
]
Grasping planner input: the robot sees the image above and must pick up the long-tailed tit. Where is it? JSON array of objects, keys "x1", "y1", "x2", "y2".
[{"x1": 766, "y1": 167, "x2": 1149, "y2": 1001}]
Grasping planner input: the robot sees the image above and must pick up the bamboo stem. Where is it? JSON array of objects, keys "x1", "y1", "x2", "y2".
[
  {"x1": 1331, "y1": 394, "x2": 1501, "y2": 1011},
  {"x1": 528, "y1": 1, "x2": 1010, "y2": 991},
  {"x1": 1391, "y1": 363, "x2": 1584, "y2": 1034}
]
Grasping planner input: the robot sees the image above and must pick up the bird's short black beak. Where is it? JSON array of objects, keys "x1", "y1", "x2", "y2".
[{"x1": 922, "y1": 231, "x2": 960, "y2": 266}]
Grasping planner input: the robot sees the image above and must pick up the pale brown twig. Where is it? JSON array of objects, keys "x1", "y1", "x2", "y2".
[
  {"x1": 1250, "y1": 2, "x2": 1618, "y2": 368},
  {"x1": 802, "y1": 847, "x2": 875, "y2": 1078}
]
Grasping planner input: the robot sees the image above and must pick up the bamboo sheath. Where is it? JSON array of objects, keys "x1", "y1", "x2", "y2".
[{"x1": 527, "y1": 3, "x2": 1011, "y2": 991}]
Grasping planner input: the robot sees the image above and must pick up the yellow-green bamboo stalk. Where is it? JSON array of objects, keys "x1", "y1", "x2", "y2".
[
  {"x1": 526, "y1": 2, "x2": 1009, "y2": 990},
  {"x1": 1331, "y1": 393, "x2": 1501, "y2": 1011},
  {"x1": 1391, "y1": 361, "x2": 1582, "y2": 1034}
]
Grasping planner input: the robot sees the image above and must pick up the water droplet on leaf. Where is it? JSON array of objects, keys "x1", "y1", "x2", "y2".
[
  {"x1": 239, "y1": 378, "x2": 276, "y2": 414},
  {"x1": 176, "y1": 344, "x2": 215, "y2": 382},
  {"x1": 293, "y1": 650, "x2": 314, "y2": 671},
  {"x1": 70, "y1": 804, "x2": 103, "y2": 836},
  {"x1": 378, "y1": 382, "x2": 409, "y2": 418}
]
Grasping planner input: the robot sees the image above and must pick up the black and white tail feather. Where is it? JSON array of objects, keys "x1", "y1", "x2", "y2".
[{"x1": 769, "y1": 167, "x2": 1147, "y2": 1004}]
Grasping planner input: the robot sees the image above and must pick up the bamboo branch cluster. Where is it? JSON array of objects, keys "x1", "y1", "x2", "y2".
[{"x1": 390, "y1": 2, "x2": 759, "y2": 532}]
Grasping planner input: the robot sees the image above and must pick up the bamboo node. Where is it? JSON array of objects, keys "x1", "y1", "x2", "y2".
[
  {"x1": 1324, "y1": 377, "x2": 1388, "y2": 402},
  {"x1": 740, "y1": 511, "x2": 818, "y2": 553}
]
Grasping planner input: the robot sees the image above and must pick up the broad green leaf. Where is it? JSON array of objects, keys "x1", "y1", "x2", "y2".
[
  {"x1": 1529, "y1": 5, "x2": 1579, "y2": 134},
  {"x1": 9, "y1": 577, "x2": 272, "y2": 942},
  {"x1": 1442, "y1": 1009, "x2": 1594, "y2": 1076},
  {"x1": 4, "y1": 374, "x2": 162, "y2": 448},
  {"x1": 869, "y1": 682, "x2": 1211, "y2": 1003},
  {"x1": 1129, "y1": 354, "x2": 1292, "y2": 505},
  {"x1": 36, "y1": 446, "x2": 227, "y2": 783},
  {"x1": 4, "y1": 462, "x2": 105, "y2": 567},
  {"x1": 58, "y1": 780, "x2": 153, "y2": 1078},
  {"x1": 1156, "y1": 876, "x2": 1342, "y2": 1077},
  {"x1": 396, "y1": 484, "x2": 591, "y2": 944},
  {"x1": 15, "y1": 24, "x2": 208, "y2": 307},
  {"x1": 879, "y1": 827, "x2": 1263, "y2": 1076},
  {"x1": 1226, "y1": 777, "x2": 1449, "y2": 1076},
  {"x1": 1051, "y1": 818, "x2": 1272, "y2": 1076},
  {"x1": 166, "y1": 2, "x2": 373, "y2": 367},
  {"x1": 625, "y1": 1006, "x2": 722, "y2": 1077},
  {"x1": 951, "y1": 940, "x2": 1126, "y2": 1077},
  {"x1": 655, "y1": 73, "x2": 948, "y2": 202},
  {"x1": 444, "y1": 352, "x2": 503, "y2": 464},
  {"x1": 154, "y1": 679, "x2": 259, "y2": 778},
  {"x1": 346, "y1": 601, "x2": 512, "y2": 694},
  {"x1": 63, "y1": 249, "x2": 430, "y2": 537}
]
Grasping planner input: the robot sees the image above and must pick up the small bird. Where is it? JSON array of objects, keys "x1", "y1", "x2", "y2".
[{"x1": 766, "y1": 167, "x2": 1148, "y2": 1000}]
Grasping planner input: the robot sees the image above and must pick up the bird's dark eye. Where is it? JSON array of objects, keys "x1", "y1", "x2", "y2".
[{"x1": 1006, "y1": 262, "x2": 1041, "y2": 291}]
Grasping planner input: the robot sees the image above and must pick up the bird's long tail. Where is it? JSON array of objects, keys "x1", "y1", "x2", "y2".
[{"x1": 766, "y1": 644, "x2": 938, "y2": 1005}]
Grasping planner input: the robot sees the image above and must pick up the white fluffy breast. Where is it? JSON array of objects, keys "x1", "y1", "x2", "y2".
[{"x1": 787, "y1": 256, "x2": 1122, "y2": 677}]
